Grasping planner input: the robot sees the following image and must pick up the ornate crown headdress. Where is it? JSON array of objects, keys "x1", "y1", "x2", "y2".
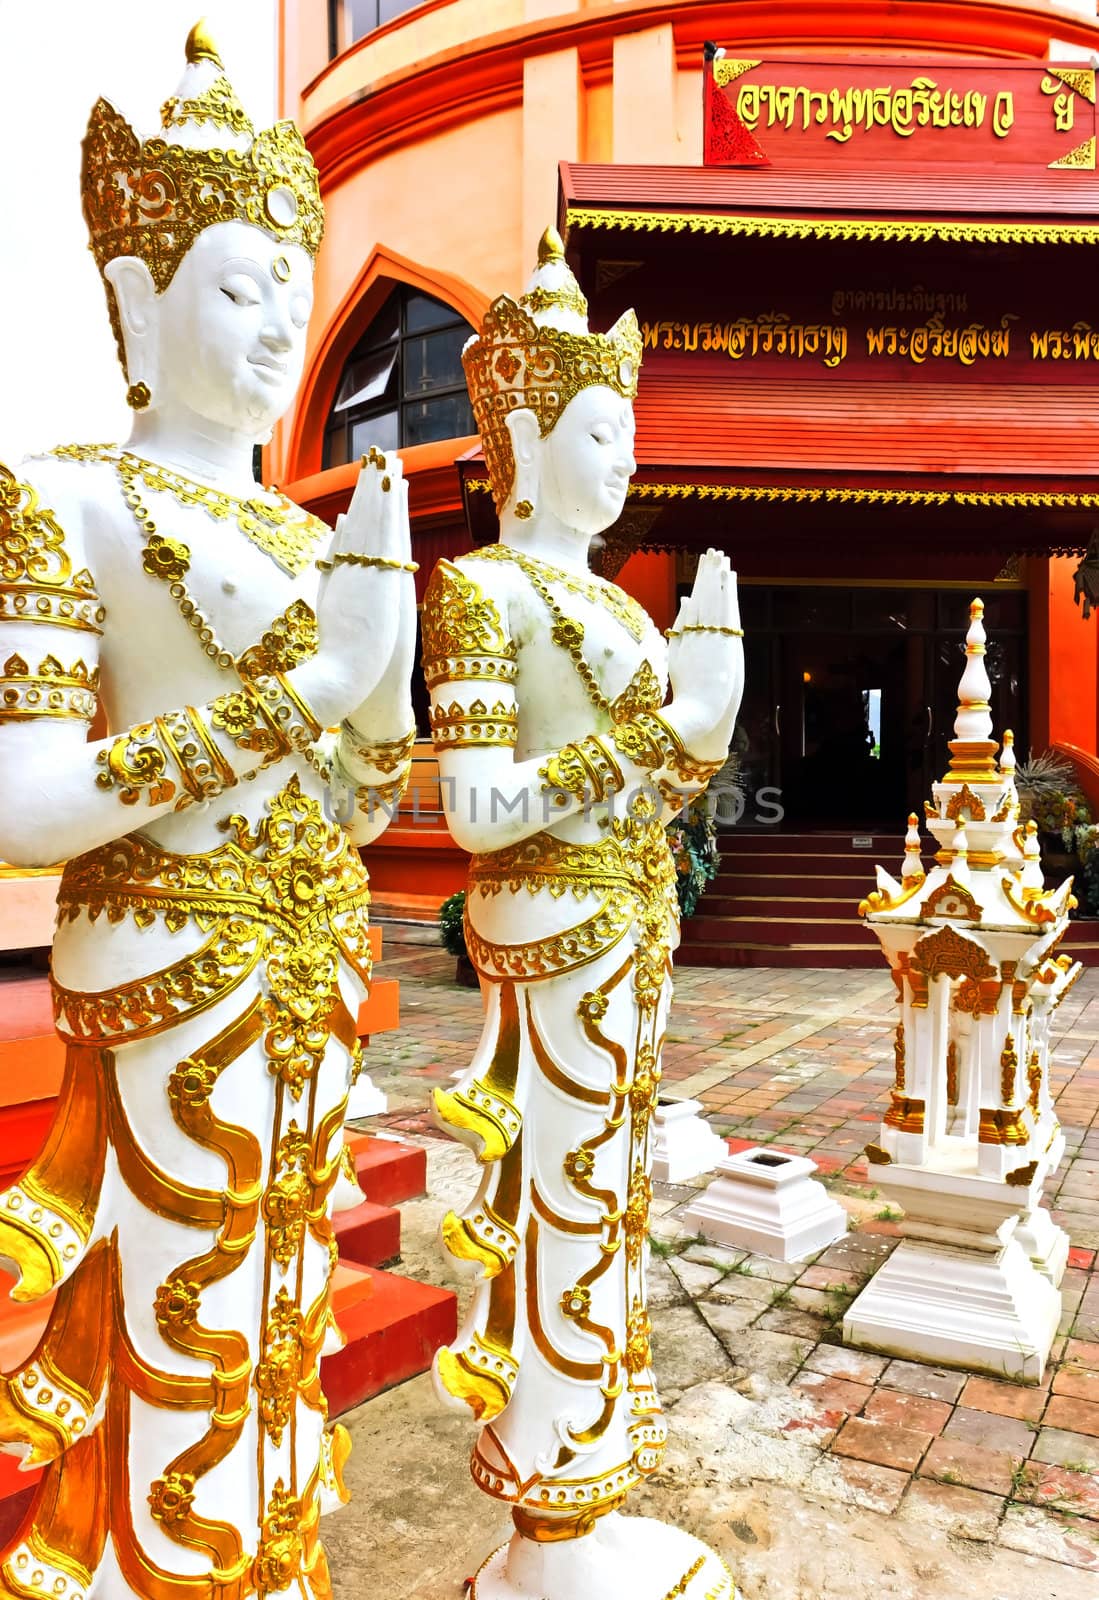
[
  {"x1": 81, "y1": 20, "x2": 325, "y2": 372},
  {"x1": 462, "y1": 226, "x2": 642, "y2": 510}
]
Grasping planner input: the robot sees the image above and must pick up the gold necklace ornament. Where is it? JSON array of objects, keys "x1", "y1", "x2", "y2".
[
  {"x1": 468, "y1": 545, "x2": 646, "y2": 641},
  {"x1": 467, "y1": 544, "x2": 652, "y2": 720},
  {"x1": 52, "y1": 443, "x2": 329, "y2": 578}
]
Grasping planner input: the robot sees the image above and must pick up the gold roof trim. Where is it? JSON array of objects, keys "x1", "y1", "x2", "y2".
[
  {"x1": 565, "y1": 205, "x2": 1099, "y2": 248},
  {"x1": 466, "y1": 478, "x2": 1099, "y2": 510}
]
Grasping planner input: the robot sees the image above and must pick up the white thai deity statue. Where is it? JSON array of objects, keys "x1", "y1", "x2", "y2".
[
  {"x1": 422, "y1": 229, "x2": 743, "y2": 1600},
  {"x1": 0, "y1": 25, "x2": 416, "y2": 1599}
]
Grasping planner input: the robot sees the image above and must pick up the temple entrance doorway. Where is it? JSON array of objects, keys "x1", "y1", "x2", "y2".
[{"x1": 728, "y1": 585, "x2": 1027, "y2": 830}]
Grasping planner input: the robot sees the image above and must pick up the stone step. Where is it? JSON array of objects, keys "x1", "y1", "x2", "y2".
[
  {"x1": 714, "y1": 871, "x2": 871, "y2": 895},
  {"x1": 333, "y1": 1196, "x2": 402, "y2": 1269},
  {"x1": 718, "y1": 832, "x2": 906, "y2": 855},
  {"x1": 321, "y1": 1260, "x2": 457, "y2": 1415},
  {"x1": 687, "y1": 912, "x2": 879, "y2": 947},
  {"x1": 704, "y1": 894, "x2": 860, "y2": 919},
  {"x1": 677, "y1": 941, "x2": 884, "y2": 969},
  {"x1": 347, "y1": 1131, "x2": 428, "y2": 1207}
]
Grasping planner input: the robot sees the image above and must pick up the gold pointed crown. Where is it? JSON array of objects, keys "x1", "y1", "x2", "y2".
[
  {"x1": 81, "y1": 21, "x2": 324, "y2": 370},
  {"x1": 462, "y1": 225, "x2": 642, "y2": 509}
]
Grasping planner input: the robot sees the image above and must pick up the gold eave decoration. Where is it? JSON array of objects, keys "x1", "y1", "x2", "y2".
[
  {"x1": 1049, "y1": 136, "x2": 1096, "y2": 171},
  {"x1": 565, "y1": 205, "x2": 1099, "y2": 248},
  {"x1": 466, "y1": 478, "x2": 1099, "y2": 511},
  {"x1": 712, "y1": 58, "x2": 761, "y2": 90}
]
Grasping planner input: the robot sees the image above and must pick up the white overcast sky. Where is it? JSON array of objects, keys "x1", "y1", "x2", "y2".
[{"x1": 0, "y1": 1, "x2": 276, "y2": 462}]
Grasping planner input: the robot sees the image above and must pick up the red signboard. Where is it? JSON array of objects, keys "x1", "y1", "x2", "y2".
[{"x1": 704, "y1": 53, "x2": 1097, "y2": 171}]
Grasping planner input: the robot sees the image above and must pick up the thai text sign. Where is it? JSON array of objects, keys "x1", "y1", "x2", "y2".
[
  {"x1": 639, "y1": 298, "x2": 1099, "y2": 378},
  {"x1": 704, "y1": 55, "x2": 1097, "y2": 169}
]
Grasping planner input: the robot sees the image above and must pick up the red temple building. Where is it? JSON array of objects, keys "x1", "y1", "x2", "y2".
[{"x1": 272, "y1": 8, "x2": 1099, "y2": 949}]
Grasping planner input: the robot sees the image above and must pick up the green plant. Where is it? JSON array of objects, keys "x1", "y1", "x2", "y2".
[
  {"x1": 666, "y1": 800, "x2": 719, "y2": 920},
  {"x1": 875, "y1": 1206, "x2": 902, "y2": 1222},
  {"x1": 438, "y1": 889, "x2": 468, "y2": 959},
  {"x1": 1016, "y1": 751, "x2": 1092, "y2": 848},
  {"x1": 1075, "y1": 824, "x2": 1099, "y2": 915},
  {"x1": 768, "y1": 1285, "x2": 792, "y2": 1308}
]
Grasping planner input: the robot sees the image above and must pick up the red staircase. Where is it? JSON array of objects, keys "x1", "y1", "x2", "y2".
[{"x1": 679, "y1": 829, "x2": 1099, "y2": 969}]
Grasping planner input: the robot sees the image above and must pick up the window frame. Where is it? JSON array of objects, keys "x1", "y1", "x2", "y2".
[
  {"x1": 328, "y1": 0, "x2": 429, "y2": 58},
  {"x1": 323, "y1": 285, "x2": 474, "y2": 469}
]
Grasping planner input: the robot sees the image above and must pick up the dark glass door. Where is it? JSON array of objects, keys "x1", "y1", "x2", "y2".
[{"x1": 722, "y1": 585, "x2": 1026, "y2": 831}]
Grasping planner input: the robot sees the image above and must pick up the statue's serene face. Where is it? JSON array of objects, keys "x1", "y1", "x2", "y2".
[
  {"x1": 537, "y1": 385, "x2": 636, "y2": 536},
  {"x1": 154, "y1": 221, "x2": 314, "y2": 436}
]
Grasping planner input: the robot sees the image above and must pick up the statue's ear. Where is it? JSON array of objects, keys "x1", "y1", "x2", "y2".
[
  {"x1": 104, "y1": 256, "x2": 157, "y2": 338},
  {"x1": 505, "y1": 407, "x2": 540, "y2": 467}
]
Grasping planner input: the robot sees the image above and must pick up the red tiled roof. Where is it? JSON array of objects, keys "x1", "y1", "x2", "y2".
[
  {"x1": 560, "y1": 161, "x2": 1099, "y2": 224},
  {"x1": 634, "y1": 373, "x2": 1099, "y2": 478}
]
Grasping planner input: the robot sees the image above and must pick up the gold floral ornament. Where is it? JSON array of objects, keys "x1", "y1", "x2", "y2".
[
  {"x1": 462, "y1": 225, "x2": 642, "y2": 509},
  {"x1": 254, "y1": 1479, "x2": 303, "y2": 1595},
  {"x1": 624, "y1": 1163, "x2": 653, "y2": 1267},
  {"x1": 625, "y1": 1299, "x2": 652, "y2": 1376},
  {"x1": 81, "y1": 23, "x2": 324, "y2": 376},
  {"x1": 154, "y1": 1278, "x2": 201, "y2": 1330},
  {"x1": 255, "y1": 1286, "x2": 303, "y2": 1445},
  {"x1": 141, "y1": 532, "x2": 190, "y2": 583},
  {"x1": 148, "y1": 1471, "x2": 196, "y2": 1526}
]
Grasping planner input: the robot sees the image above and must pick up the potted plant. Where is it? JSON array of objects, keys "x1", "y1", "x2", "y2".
[
  {"x1": 666, "y1": 798, "x2": 720, "y2": 919},
  {"x1": 1015, "y1": 750, "x2": 1092, "y2": 880},
  {"x1": 438, "y1": 889, "x2": 479, "y2": 986},
  {"x1": 1074, "y1": 824, "x2": 1099, "y2": 917}
]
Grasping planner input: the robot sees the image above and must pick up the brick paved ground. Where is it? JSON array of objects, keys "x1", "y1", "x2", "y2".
[{"x1": 364, "y1": 942, "x2": 1099, "y2": 1579}]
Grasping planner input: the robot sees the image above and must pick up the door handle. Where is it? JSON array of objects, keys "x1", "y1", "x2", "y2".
[
  {"x1": 926, "y1": 705, "x2": 933, "y2": 739},
  {"x1": 774, "y1": 704, "x2": 782, "y2": 736}
]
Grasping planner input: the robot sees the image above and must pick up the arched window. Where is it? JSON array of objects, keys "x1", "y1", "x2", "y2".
[{"x1": 323, "y1": 286, "x2": 475, "y2": 469}]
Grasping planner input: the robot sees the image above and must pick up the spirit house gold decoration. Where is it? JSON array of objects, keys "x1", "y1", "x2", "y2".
[{"x1": 847, "y1": 600, "x2": 1078, "y2": 1383}]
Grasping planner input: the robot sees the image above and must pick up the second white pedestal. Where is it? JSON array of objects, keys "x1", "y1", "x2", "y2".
[
  {"x1": 681, "y1": 1148, "x2": 848, "y2": 1262},
  {"x1": 650, "y1": 1098, "x2": 728, "y2": 1184}
]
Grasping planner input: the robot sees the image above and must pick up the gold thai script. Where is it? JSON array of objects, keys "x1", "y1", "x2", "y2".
[
  {"x1": 736, "y1": 78, "x2": 1015, "y2": 144},
  {"x1": 865, "y1": 315, "x2": 1018, "y2": 364},
  {"x1": 1030, "y1": 323, "x2": 1099, "y2": 360},
  {"x1": 640, "y1": 315, "x2": 848, "y2": 367},
  {"x1": 832, "y1": 286, "x2": 968, "y2": 318}
]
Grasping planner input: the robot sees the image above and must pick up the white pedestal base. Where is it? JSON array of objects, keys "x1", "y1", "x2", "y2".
[
  {"x1": 681, "y1": 1148, "x2": 847, "y2": 1263},
  {"x1": 345, "y1": 1074, "x2": 387, "y2": 1120},
  {"x1": 651, "y1": 1098, "x2": 728, "y2": 1184},
  {"x1": 843, "y1": 1236, "x2": 1061, "y2": 1383},
  {"x1": 471, "y1": 1515, "x2": 737, "y2": 1600},
  {"x1": 1015, "y1": 1201, "x2": 1070, "y2": 1287}
]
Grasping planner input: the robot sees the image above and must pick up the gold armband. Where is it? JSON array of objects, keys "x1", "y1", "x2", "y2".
[
  {"x1": 539, "y1": 735, "x2": 624, "y2": 803},
  {"x1": 609, "y1": 710, "x2": 723, "y2": 787},
  {"x1": 0, "y1": 651, "x2": 99, "y2": 722},
  {"x1": 242, "y1": 672, "x2": 323, "y2": 753},
  {"x1": 340, "y1": 724, "x2": 417, "y2": 772},
  {"x1": 95, "y1": 706, "x2": 237, "y2": 809},
  {"x1": 317, "y1": 553, "x2": 418, "y2": 574},
  {"x1": 430, "y1": 699, "x2": 517, "y2": 751},
  {"x1": 331, "y1": 744, "x2": 411, "y2": 816}
]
